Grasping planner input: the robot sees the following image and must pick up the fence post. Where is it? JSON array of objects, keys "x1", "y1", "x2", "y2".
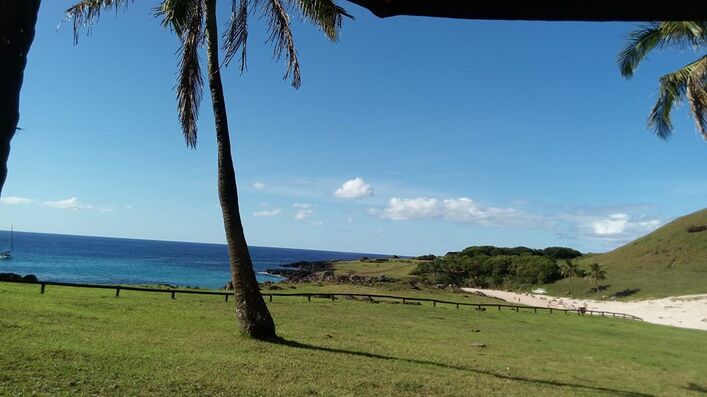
[
  {"x1": 402, "y1": 298, "x2": 406, "y2": 305},
  {"x1": 269, "y1": 294, "x2": 273, "y2": 302},
  {"x1": 497, "y1": 305, "x2": 501, "y2": 311},
  {"x1": 534, "y1": 307, "x2": 537, "y2": 313},
  {"x1": 224, "y1": 294, "x2": 229, "y2": 302},
  {"x1": 307, "y1": 295, "x2": 311, "y2": 302},
  {"x1": 433, "y1": 300, "x2": 436, "y2": 307},
  {"x1": 549, "y1": 308, "x2": 553, "y2": 314},
  {"x1": 40, "y1": 283, "x2": 45, "y2": 294},
  {"x1": 456, "y1": 303, "x2": 459, "y2": 309},
  {"x1": 171, "y1": 291, "x2": 175, "y2": 300},
  {"x1": 115, "y1": 287, "x2": 120, "y2": 297},
  {"x1": 331, "y1": 294, "x2": 335, "y2": 302}
]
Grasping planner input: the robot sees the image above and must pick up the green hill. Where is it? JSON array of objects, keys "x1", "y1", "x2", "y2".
[{"x1": 547, "y1": 208, "x2": 707, "y2": 299}]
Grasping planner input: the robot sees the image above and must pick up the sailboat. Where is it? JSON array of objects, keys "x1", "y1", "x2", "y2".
[{"x1": 0, "y1": 225, "x2": 13, "y2": 259}]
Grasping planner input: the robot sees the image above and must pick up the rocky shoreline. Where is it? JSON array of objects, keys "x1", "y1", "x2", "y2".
[
  {"x1": 0, "y1": 273, "x2": 39, "y2": 282},
  {"x1": 224, "y1": 260, "x2": 398, "y2": 289}
]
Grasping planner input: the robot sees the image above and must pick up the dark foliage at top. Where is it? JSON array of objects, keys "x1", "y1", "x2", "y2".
[
  {"x1": 460, "y1": 245, "x2": 582, "y2": 260},
  {"x1": 415, "y1": 254, "x2": 437, "y2": 261}
]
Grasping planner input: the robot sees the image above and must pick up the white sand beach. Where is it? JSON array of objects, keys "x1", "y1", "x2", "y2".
[{"x1": 461, "y1": 288, "x2": 707, "y2": 331}]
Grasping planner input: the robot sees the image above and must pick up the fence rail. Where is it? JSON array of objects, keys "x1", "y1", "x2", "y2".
[{"x1": 0, "y1": 279, "x2": 643, "y2": 321}]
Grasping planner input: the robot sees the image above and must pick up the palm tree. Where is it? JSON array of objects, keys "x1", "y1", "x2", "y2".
[
  {"x1": 560, "y1": 259, "x2": 578, "y2": 279},
  {"x1": 618, "y1": 22, "x2": 707, "y2": 140},
  {"x1": 66, "y1": 0, "x2": 349, "y2": 339},
  {"x1": 588, "y1": 263, "x2": 606, "y2": 295},
  {"x1": 0, "y1": 0, "x2": 41, "y2": 197}
]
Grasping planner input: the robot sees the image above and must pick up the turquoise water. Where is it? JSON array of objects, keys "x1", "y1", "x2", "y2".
[{"x1": 0, "y1": 231, "x2": 384, "y2": 289}]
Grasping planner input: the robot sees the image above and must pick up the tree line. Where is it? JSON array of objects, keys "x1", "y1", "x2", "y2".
[{"x1": 412, "y1": 245, "x2": 608, "y2": 291}]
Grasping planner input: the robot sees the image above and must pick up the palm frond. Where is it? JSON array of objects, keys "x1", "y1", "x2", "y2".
[
  {"x1": 649, "y1": 67, "x2": 689, "y2": 139},
  {"x1": 647, "y1": 57, "x2": 707, "y2": 140},
  {"x1": 175, "y1": 0, "x2": 205, "y2": 148},
  {"x1": 155, "y1": 0, "x2": 196, "y2": 36},
  {"x1": 263, "y1": 0, "x2": 301, "y2": 88},
  {"x1": 223, "y1": 0, "x2": 250, "y2": 71},
  {"x1": 618, "y1": 22, "x2": 707, "y2": 78},
  {"x1": 685, "y1": 56, "x2": 707, "y2": 140},
  {"x1": 291, "y1": 0, "x2": 352, "y2": 41},
  {"x1": 66, "y1": 0, "x2": 133, "y2": 44}
]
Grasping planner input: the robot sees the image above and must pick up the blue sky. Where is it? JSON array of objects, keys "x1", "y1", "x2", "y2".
[{"x1": 1, "y1": 1, "x2": 706, "y2": 256}]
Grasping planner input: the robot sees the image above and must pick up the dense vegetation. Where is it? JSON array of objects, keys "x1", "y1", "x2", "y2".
[{"x1": 412, "y1": 245, "x2": 581, "y2": 288}]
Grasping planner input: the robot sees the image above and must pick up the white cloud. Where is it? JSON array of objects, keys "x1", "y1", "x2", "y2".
[
  {"x1": 334, "y1": 177, "x2": 373, "y2": 199},
  {"x1": 295, "y1": 209, "x2": 314, "y2": 220},
  {"x1": 378, "y1": 197, "x2": 538, "y2": 227},
  {"x1": 589, "y1": 213, "x2": 661, "y2": 239},
  {"x1": 381, "y1": 197, "x2": 439, "y2": 220},
  {"x1": 43, "y1": 197, "x2": 90, "y2": 210},
  {"x1": 0, "y1": 196, "x2": 34, "y2": 205},
  {"x1": 254, "y1": 209, "x2": 282, "y2": 217},
  {"x1": 292, "y1": 203, "x2": 315, "y2": 220},
  {"x1": 253, "y1": 182, "x2": 266, "y2": 190},
  {"x1": 555, "y1": 209, "x2": 664, "y2": 249},
  {"x1": 311, "y1": 221, "x2": 324, "y2": 226}
]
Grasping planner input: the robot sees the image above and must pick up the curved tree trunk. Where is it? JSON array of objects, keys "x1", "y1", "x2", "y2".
[
  {"x1": 203, "y1": 0, "x2": 276, "y2": 339},
  {"x1": 0, "y1": 0, "x2": 41, "y2": 196}
]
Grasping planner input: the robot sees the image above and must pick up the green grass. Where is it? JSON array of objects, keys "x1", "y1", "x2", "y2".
[
  {"x1": 332, "y1": 259, "x2": 422, "y2": 279},
  {"x1": 2, "y1": 282, "x2": 706, "y2": 396},
  {"x1": 262, "y1": 282, "x2": 503, "y2": 304},
  {"x1": 545, "y1": 208, "x2": 707, "y2": 299}
]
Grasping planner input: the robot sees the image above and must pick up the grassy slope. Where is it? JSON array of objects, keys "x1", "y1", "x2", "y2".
[
  {"x1": 332, "y1": 259, "x2": 423, "y2": 279},
  {"x1": 2, "y1": 283, "x2": 706, "y2": 396},
  {"x1": 546, "y1": 208, "x2": 707, "y2": 299}
]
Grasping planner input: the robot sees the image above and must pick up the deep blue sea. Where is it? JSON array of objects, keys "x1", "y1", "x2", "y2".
[{"x1": 0, "y1": 231, "x2": 385, "y2": 289}]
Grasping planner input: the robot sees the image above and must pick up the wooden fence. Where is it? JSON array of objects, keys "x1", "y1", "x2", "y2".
[{"x1": 0, "y1": 279, "x2": 643, "y2": 321}]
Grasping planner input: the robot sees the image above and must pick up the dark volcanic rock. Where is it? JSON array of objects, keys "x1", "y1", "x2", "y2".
[
  {"x1": 0, "y1": 273, "x2": 22, "y2": 281},
  {"x1": 0, "y1": 273, "x2": 39, "y2": 282},
  {"x1": 21, "y1": 274, "x2": 38, "y2": 282}
]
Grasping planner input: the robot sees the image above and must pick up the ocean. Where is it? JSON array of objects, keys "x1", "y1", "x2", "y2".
[{"x1": 0, "y1": 231, "x2": 385, "y2": 289}]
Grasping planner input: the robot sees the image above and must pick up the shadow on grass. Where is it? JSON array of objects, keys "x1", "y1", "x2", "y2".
[
  {"x1": 686, "y1": 383, "x2": 707, "y2": 394},
  {"x1": 587, "y1": 285, "x2": 611, "y2": 294},
  {"x1": 611, "y1": 289, "x2": 641, "y2": 298},
  {"x1": 269, "y1": 337, "x2": 653, "y2": 397}
]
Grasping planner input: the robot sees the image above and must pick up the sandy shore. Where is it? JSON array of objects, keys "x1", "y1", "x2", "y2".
[{"x1": 461, "y1": 287, "x2": 707, "y2": 331}]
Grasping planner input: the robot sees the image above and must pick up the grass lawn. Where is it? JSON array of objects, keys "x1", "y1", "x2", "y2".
[
  {"x1": 541, "y1": 268, "x2": 707, "y2": 300},
  {"x1": 263, "y1": 282, "x2": 505, "y2": 304},
  {"x1": 332, "y1": 259, "x2": 423, "y2": 280},
  {"x1": 1, "y1": 282, "x2": 706, "y2": 396}
]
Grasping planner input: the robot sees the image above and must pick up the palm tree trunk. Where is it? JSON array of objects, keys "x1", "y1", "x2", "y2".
[
  {"x1": 0, "y1": 0, "x2": 41, "y2": 196},
  {"x1": 203, "y1": 0, "x2": 276, "y2": 339}
]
